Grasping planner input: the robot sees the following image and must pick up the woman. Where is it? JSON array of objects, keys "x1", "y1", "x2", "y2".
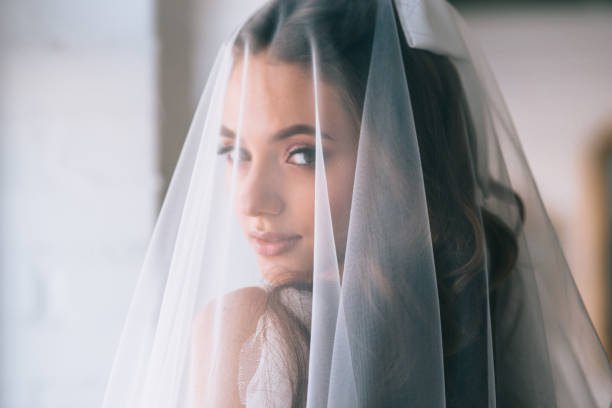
[{"x1": 103, "y1": 0, "x2": 612, "y2": 407}]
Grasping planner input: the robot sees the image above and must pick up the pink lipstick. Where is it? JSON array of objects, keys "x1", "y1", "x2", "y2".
[{"x1": 249, "y1": 230, "x2": 301, "y2": 256}]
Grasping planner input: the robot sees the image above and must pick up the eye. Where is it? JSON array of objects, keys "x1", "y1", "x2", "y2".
[
  {"x1": 216, "y1": 144, "x2": 250, "y2": 163},
  {"x1": 287, "y1": 146, "x2": 316, "y2": 166}
]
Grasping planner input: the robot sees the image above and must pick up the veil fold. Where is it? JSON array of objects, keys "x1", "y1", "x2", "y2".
[{"x1": 102, "y1": 0, "x2": 612, "y2": 407}]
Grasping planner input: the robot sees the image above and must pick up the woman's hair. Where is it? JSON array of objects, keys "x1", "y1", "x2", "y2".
[{"x1": 234, "y1": 1, "x2": 524, "y2": 406}]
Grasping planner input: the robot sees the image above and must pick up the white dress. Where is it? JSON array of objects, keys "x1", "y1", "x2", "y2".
[{"x1": 238, "y1": 287, "x2": 312, "y2": 407}]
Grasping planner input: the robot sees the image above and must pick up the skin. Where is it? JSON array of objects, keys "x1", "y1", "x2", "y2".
[
  {"x1": 192, "y1": 287, "x2": 267, "y2": 407},
  {"x1": 220, "y1": 52, "x2": 358, "y2": 284},
  {"x1": 193, "y1": 53, "x2": 359, "y2": 407}
]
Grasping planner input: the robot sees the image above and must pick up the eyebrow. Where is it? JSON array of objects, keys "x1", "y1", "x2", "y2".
[{"x1": 220, "y1": 124, "x2": 333, "y2": 141}]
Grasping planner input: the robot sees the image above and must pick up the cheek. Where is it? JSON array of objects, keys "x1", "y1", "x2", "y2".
[
  {"x1": 227, "y1": 168, "x2": 250, "y2": 230},
  {"x1": 284, "y1": 172, "x2": 315, "y2": 233},
  {"x1": 327, "y1": 161, "x2": 356, "y2": 249},
  {"x1": 226, "y1": 167, "x2": 239, "y2": 212}
]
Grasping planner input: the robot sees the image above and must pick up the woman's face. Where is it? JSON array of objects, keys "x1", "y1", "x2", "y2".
[{"x1": 220, "y1": 53, "x2": 358, "y2": 284}]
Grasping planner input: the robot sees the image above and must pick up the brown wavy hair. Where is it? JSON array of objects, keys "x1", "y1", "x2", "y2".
[{"x1": 234, "y1": 1, "x2": 525, "y2": 406}]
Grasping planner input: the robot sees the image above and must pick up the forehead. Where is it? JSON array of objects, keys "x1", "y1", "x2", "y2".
[{"x1": 222, "y1": 52, "x2": 355, "y2": 138}]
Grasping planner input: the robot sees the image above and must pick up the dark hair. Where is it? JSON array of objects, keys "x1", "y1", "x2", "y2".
[{"x1": 234, "y1": 1, "x2": 524, "y2": 407}]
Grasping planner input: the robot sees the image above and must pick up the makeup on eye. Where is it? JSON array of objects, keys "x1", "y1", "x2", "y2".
[
  {"x1": 217, "y1": 142, "x2": 320, "y2": 167},
  {"x1": 217, "y1": 122, "x2": 335, "y2": 167},
  {"x1": 284, "y1": 143, "x2": 314, "y2": 165},
  {"x1": 216, "y1": 145, "x2": 233, "y2": 155},
  {"x1": 216, "y1": 144, "x2": 250, "y2": 163}
]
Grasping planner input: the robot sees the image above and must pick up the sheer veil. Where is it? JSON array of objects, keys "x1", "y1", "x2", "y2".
[{"x1": 102, "y1": 0, "x2": 612, "y2": 407}]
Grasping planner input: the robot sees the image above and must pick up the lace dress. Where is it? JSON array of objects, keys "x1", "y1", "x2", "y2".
[{"x1": 238, "y1": 287, "x2": 312, "y2": 407}]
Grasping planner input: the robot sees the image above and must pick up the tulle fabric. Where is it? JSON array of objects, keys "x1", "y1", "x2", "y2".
[{"x1": 102, "y1": 0, "x2": 612, "y2": 407}]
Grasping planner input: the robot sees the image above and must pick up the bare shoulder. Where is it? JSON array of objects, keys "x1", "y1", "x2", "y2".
[
  {"x1": 193, "y1": 286, "x2": 268, "y2": 346},
  {"x1": 191, "y1": 288, "x2": 268, "y2": 406},
  {"x1": 217, "y1": 286, "x2": 268, "y2": 313}
]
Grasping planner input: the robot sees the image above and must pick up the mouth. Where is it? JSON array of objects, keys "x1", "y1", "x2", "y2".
[{"x1": 249, "y1": 230, "x2": 302, "y2": 257}]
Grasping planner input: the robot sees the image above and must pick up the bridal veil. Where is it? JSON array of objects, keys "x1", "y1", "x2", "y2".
[{"x1": 102, "y1": 0, "x2": 612, "y2": 406}]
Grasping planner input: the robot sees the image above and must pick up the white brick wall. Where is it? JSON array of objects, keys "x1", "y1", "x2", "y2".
[{"x1": 0, "y1": 1, "x2": 157, "y2": 407}]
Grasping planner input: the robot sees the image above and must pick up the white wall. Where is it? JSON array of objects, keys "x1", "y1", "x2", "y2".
[
  {"x1": 464, "y1": 5, "x2": 612, "y2": 223},
  {"x1": 0, "y1": 1, "x2": 157, "y2": 407}
]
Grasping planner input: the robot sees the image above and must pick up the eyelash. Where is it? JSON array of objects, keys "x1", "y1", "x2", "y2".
[
  {"x1": 216, "y1": 144, "x2": 317, "y2": 167},
  {"x1": 287, "y1": 146, "x2": 316, "y2": 166}
]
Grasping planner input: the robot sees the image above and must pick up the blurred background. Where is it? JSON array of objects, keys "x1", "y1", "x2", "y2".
[{"x1": 0, "y1": 0, "x2": 611, "y2": 406}]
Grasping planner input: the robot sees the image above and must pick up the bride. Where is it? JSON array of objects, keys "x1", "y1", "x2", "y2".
[{"x1": 103, "y1": 0, "x2": 612, "y2": 407}]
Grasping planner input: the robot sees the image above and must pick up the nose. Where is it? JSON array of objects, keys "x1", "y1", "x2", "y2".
[{"x1": 237, "y1": 160, "x2": 285, "y2": 217}]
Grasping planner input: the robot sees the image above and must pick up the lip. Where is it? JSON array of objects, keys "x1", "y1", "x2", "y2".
[{"x1": 249, "y1": 230, "x2": 302, "y2": 257}]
